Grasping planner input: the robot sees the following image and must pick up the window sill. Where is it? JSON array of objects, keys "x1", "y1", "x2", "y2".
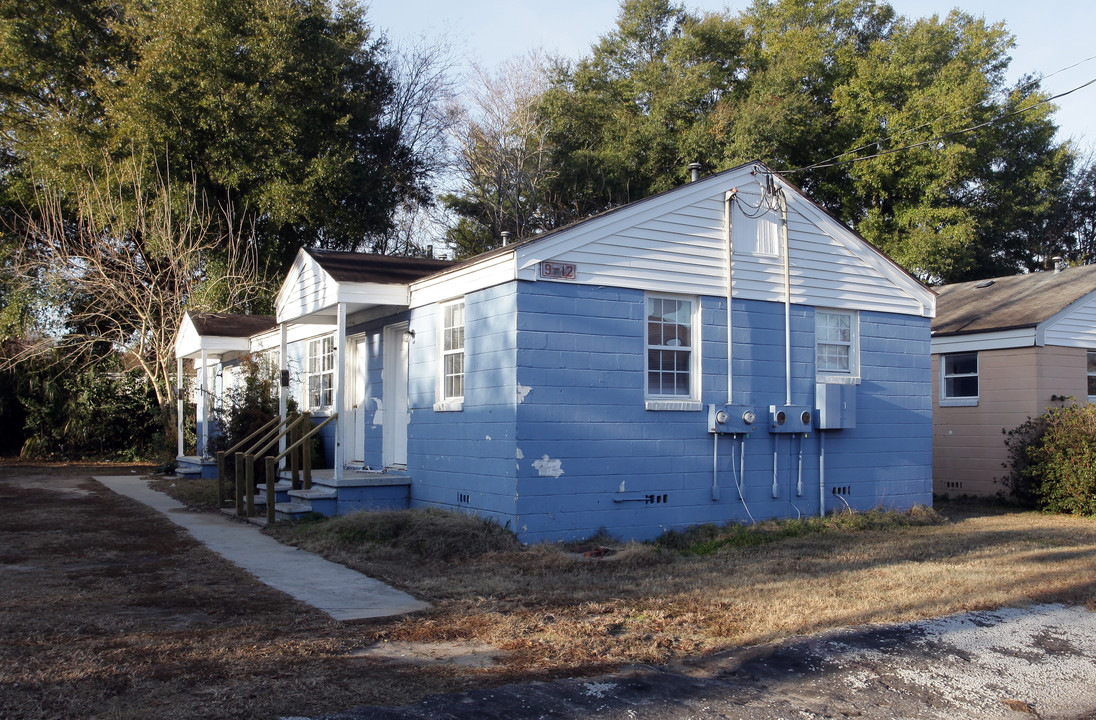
[
  {"x1": 645, "y1": 400, "x2": 702, "y2": 412},
  {"x1": 816, "y1": 375, "x2": 860, "y2": 385},
  {"x1": 940, "y1": 397, "x2": 978, "y2": 407},
  {"x1": 433, "y1": 400, "x2": 463, "y2": 412}
]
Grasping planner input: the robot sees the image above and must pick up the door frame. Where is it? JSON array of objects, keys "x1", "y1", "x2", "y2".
[{"x1": 382, "y1": 322, "x2": 410, "y2": 468}]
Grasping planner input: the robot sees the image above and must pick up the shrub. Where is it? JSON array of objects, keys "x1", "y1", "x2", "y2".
[
  {"x1": 1012, "y1": 404, "x2": 1096, "y2": 516},
  {"x1": 999, "y1": 414, "x2": 1049, "y2": 508}
]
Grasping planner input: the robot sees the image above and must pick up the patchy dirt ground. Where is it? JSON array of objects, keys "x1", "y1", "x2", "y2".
[
  {"x1": 0, "y1": 465, "x2": 507, "y2": 720},
  {"x1": 3, "y1": 462, "x2": 1096, "y2": 720}
]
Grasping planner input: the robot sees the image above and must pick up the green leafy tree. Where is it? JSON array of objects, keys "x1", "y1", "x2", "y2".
[
  {"x1": 1, "y1": 0, "x2": 425, "y2": 271},
  {"x1": 513, "y1": 0, "x2": 1078, "y2": 282}
]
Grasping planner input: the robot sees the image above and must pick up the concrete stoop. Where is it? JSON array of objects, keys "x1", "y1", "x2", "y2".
[
  {"x1": 273, "y1": 469, "x2": 412, "y2": 521},
  {"x1": 175, "y1": 456, "x2": 218, "y2": 479}
]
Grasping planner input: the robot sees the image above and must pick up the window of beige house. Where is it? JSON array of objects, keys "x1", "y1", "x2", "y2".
[
  {"x1": 1088, "y1": 351, "x2": 1096, "y2": 401},
  {"x1": 941, "y1": 352, "x2": 978, "y2": 406}
]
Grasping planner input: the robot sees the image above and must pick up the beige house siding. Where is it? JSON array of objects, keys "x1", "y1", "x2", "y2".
[{"x1": 932, "y1": 345, "x2": 1089, "y2": 496}]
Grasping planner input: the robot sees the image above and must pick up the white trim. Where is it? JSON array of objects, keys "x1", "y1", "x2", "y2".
[
  {"x1": 334, "y1": 303, "x2": 346, "y2": 481},
  {"x1": 815, "y1": 308, "x2": 860, "y2": 380},
  {"x1": 940, "y1": 351, "x2": 979, "y2": 406},
  {"x1": 931, "y1": 328, "x2": 1037, "y2": 353},
  {"x1": 644, "y1": 292, "x2": 701, "y2": 402},
  {"x1": 305, "y1": 334, "x2": 336, "y2": 411},
  {"x1": 645, "y1": 401, "x2": 703, "y2": 411},
  {"x1": 411, "y1": 252, "x2": 514, "y2": 309},
  {"x1": 436, "y1": 298, "x2": 466, "y2": 407}
]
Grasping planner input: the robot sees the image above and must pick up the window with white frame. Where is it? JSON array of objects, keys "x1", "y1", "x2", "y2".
[
  {"x1": 816, "y1": 309, "x2": 859, "y2": 378},
  {"x1": 440, "y1": 299, "x2": 465, "y2": 402},
  {"x1": 307, "y1": 336, "x2": 334, "y2": 409},
  {"x1": 1088, "y1": 351, "x2": 1096, "y2": 401},
  {"x1": 941, "y1": 352, "x2": 978, "y2": 404},
  {"x1": 646, "y1": 295, "x2": 695, "y2": 398}
]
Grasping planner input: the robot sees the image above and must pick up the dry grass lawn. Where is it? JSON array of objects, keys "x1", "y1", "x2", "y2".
[
  {"x1": 2, "y1": 463, "x2": 1095, "y2": 720},
  {"x1": 273, "y1": 502, "x2": 1096, "y2": 675}
]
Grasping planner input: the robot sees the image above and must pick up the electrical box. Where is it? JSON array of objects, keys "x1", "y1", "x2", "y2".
[
  {"x1": 816, "y1": 383, "x2": 856, "y2": 429},
  {"x1": 708, "y1": 404, "x2": 760, "y2": 434},
  {"x1": 769, "y1": 404, "x2": 813, "y2": 434}
]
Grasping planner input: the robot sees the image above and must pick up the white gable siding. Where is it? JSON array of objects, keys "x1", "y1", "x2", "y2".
[
  {"x1": 1042, "y1": 292, "x2": 1096, "y2": 348},
  {"x1": 513, "y1": 166, "x2": 932, "y2": 317},
  {"x1": 276, "y1": 252, "x2": 334, "y2": 323}
]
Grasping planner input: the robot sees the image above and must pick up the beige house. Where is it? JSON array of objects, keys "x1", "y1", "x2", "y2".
[{"x1": 932, "y1": 264, "x2": 1096, "y2": 496}]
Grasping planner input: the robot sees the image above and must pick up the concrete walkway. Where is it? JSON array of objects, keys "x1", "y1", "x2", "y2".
[{"x1": 94, "y1": 475, "x2": 429, "y2": 621}]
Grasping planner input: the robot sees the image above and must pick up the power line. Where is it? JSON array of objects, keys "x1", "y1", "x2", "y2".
[{"x1": 780, "y1": 74, "x2": 1096, "y2": 174}]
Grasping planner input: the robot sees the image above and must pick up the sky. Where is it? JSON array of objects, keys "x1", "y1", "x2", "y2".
[{"x1": 366, "y1": 0, "x2": 1096, "y2": 154}]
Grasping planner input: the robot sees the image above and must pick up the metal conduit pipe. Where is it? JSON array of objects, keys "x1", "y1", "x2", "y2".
[
  {"x1": 819, "y1": 431, "x2": 826, "y2": 517},
  {"x1": 797, "y1": 433, "x2": 804, "y2": 497},
  {"x1": 779, "y1": 188, "x2": 792, "y2": 407},
  {"x1": 725, "y1": 190, "x2": 736, "y2": 405}
]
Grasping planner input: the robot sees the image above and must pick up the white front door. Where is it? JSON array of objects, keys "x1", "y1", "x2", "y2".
[
  {"x1": 342, "y1": 335, "x2": 367, "y2": 464},
  {"x1": 382, "y1": 323, "x2": 409, "y2": 468}
]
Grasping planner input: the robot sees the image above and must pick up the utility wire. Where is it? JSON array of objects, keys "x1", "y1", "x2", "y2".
[{"x1": 781, "y1": 74, "x2": 1096, "y2": 174}]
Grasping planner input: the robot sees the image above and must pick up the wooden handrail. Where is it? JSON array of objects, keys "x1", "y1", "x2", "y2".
[
  {"x1": 216, "y1": 415, "x2": 283, "y2": 508},
  {"x1": 261, "y1": 412, "x2": 337, "y2": 523},
  {"x1": 240, "y1": 409, "x2": 309, "y2": 517}
]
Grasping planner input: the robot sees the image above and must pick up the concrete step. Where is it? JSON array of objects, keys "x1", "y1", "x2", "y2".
[
  {"x1": 275, "y1": 501, "x2": 317, "y2": 522},
  {"x1": 288, "y1": 487, "x2": 338, "y2": 501}
]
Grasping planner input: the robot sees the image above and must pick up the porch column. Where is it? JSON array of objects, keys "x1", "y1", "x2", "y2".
[
  {"x1": 199, "y1": 348, "x2": 209, "y2": 458},
  {"x1": 334, "y1": 302, "x2": 346, "y2": 481},
  {"x1": 278, "y1": 321, "x2": 287, "y2": 462},
  {"x1": 176, "y1": 356, "x2": 184, "y2": 458}
]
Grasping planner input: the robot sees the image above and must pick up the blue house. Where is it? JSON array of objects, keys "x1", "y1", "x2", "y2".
[{"x1": 176, "y1": 162, "x2": 936, "y2": 542}]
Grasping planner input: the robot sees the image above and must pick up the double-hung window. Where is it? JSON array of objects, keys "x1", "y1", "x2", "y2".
[
  {"x1": 307, "y1": 336, "x2": 334, "y2": 410},
  {"x1": 1088, "y1": 351, "x2": 1096, "y2": 401},
  {"x1": 646, "y1": 295, "x2": 696, "y2": 402},
  {"x1": 941, "y1": 352, "x2": 978, "y2": 406},
  {"x1": 439, "y1": 299, "x2": 465, "y2": 405},
  {"x1": 816, "y1": 309, "x2": 859, "y2": 380}
]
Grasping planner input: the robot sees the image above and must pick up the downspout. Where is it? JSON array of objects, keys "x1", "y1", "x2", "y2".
[
  {"x1": 779, "y1": 187, "x2": 791, "y2": 406},
  {"x1": 819, "y1": 431, "x2": 826, "y2": 517}
]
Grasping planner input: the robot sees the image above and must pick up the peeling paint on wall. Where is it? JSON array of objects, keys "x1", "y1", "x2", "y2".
[
  {"x1": 516, "y1": 384, "x2": 532, "y2": 403},
  {"x1": 515, "y1": 448, "x2": 524, "y2": 459},
  {"x1": 371, "y1": 397, "x2": 383, "y2": 425},
  {"x1": 533, "y1": 454, "x2": 563, "y2": 478},
  {"x1": 485, "y1": 435, "x2": 492, "y2": 441}
]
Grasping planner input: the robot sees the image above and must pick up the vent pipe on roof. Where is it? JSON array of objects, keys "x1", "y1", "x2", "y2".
[
  {"x1": 501, "y1": 230, "x2": 511, "y2": 247},
  {"x1": 1053, "y1": 256, "x2": 1066, "y2": 273},
  {"x1": 688, "y1": 162, "x2": 702, "y2": 183}
]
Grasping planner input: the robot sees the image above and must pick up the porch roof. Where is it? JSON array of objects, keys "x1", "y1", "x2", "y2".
[
  {"x1": 175, "y1": 311, "x2": 277, "y2": 360},
  {"x1": 275, "y1": 248, "x2": 456, "y2": 324}
]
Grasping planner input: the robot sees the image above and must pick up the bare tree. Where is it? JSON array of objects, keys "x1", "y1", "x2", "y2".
[
  {"x1": 373, "y1": 35, "x2": 462, "y2": 256},
  {"x1": 445, "y1": 52, "x2": 556, "y2": 256},
  {"x1": 7, "y1": 150, "x2": 267, "y2": 421}
]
